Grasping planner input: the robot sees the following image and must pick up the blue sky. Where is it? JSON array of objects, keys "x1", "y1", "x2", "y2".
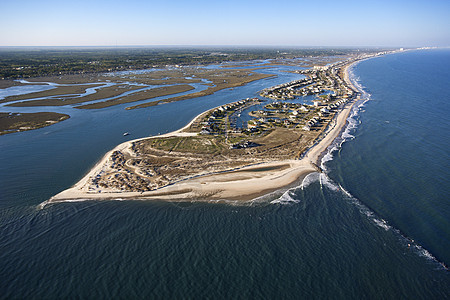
[{"x1": 1, "y1": 0, "x2": 449, "y2": 47}]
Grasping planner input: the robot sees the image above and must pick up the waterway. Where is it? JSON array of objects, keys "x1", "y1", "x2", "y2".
[{"x1": 0, "y1": 51, "x2": 448, "y2": 298}]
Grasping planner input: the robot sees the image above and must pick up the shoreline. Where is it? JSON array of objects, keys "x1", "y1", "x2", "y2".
[{"x1": 44, "y1": 61, "x2": 364, "y2": 206}]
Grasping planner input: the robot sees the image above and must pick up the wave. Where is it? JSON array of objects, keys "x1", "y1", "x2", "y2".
[
  {"x1": 319, "y1": 172, "x2": 339, "y2": 192},
  {"x1": 270, "y1": 188, "x2": 301, "y2": 205},
  {"x1": 270, "y1": 69, "x2": 449, "y2": 270},
  {"x1": 315, "y1": 111, "x2": 448, "y2": 270},
  {"x1": 306, "y1": 169, "x2": 448, "y2": 270},
  {"x1": 269, "y1": 65, "x2": 370, "y2": 205},
  {"x1": 341, "y1": 184, "x2": 447, "y2": 270},
  {"x1": 300, "y1": 172, "x2": 320, "y2": 189},
  {"x1": 268, "y1": 171, "x2": 325, "y2": 205},
  {"x1": 37, "y1": 198, "x2": 97, "y2": 210}
]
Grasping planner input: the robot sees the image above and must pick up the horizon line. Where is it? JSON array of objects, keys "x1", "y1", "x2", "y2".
[{"x1": 0, "y1": 45, "x2": 433, "y2": 49}]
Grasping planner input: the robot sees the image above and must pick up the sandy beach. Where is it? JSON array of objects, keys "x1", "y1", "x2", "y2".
[{"x1": 45, "y1": 62, "x2": 361, "y2": 206}]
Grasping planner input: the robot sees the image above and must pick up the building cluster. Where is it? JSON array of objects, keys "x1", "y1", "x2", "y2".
[
  {"x1": 254, "y1": 58, "x2": 362, "y2": 133},
  {"x1": 85, "y1": 50, "x2": 407, "y2": 194},
  {"x1": 199, "y1": 56, "x2": 368, "y2": 139},
  {"x1": 302, "y1": 98, "x2": 350, "y2": 131},
  {"x1": 260, "y1": 77, "x2": 316, "y2": 100},
  {"x1": 260, "y1": 59, "x2": 356, "y2": 101},
  {"x1": 246, "y1": 102, "x2": 314, "y2": 132},
  {"x1": 199, "y1": 98, "x2": 261, "y2": 135},
  {"x1": 199, "y1": 54, "x2": 388, "y2": 138}
]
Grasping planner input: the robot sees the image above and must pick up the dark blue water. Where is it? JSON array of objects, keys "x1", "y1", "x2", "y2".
[
  {"x1": 0, "y1": 51, "x2": 449, "y2": 298},
  {"x1": 327, "y1": 49, "x2": 450, "y2": 265}
]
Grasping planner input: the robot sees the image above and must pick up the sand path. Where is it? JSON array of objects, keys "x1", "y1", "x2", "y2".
[{"x1": 44, "y1": 62, "x2": 361, "y2": 206}]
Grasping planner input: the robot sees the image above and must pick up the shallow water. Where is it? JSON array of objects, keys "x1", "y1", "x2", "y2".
[{"x1": 0, "y1": 51, "x2": 449, "y2": 298}]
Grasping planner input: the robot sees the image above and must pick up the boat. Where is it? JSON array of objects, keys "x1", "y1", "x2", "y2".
[{"x1": 123, "y1": 132, "x2": 130, "y2": 136}]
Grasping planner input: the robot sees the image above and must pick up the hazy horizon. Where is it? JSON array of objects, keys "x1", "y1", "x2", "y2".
[
  {"x1": 0, "y1": 45, "x2": 416, "y2": 49},
  {"x1": 1, "y1": 0, "x2": 449, "y2": 48}
]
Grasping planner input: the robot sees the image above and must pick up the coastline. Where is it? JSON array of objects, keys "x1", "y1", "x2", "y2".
[{"x1": 44, "y1": 61, "x2": 363, "y2": 206}]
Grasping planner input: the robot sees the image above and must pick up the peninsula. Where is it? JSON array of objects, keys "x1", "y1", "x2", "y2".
[{"x1": 47, "y1": 52, "x2": 389, "y2": 205}]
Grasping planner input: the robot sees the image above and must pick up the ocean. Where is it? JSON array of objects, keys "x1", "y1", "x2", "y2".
[{"x1": 0, "y1": 50, "x2": 449, "y2": 298}]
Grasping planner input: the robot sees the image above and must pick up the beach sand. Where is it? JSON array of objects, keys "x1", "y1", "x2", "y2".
[{"x1": 45, "y1": 63, "x2": 360, "y2": 206}]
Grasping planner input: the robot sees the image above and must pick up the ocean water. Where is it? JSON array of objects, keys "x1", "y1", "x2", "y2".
[
  {"x1": 327, "y1": 49, "x2": 450, "y2": 265},
  {"x1": 0, "y1": 50, "x2": 449, "y2": 298}
]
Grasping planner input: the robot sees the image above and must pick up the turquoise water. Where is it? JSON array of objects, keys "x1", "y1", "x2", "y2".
[{"x1": 0, "y1": 51, "x2": 449, "y2": 298}]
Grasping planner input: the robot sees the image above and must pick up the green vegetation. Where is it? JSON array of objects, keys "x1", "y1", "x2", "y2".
[
  {"x1": 0, "y1": 47, "x2": 387, "y2": 79},
  {"x1": 127, "y1": 70, "x2": 273, "y2": 110},
  {"x1": 0, "y1": 112, "x2": 69, "y2": 135},
  {"x1": 2, "y1": 84, "x2": 102, "y2": 105},
  {"x1": 145, "y1": 136, "x2": 226, "y2": 154},
  {"x1": 76, "y1": 84, "x2": 195, "y2": 109}
]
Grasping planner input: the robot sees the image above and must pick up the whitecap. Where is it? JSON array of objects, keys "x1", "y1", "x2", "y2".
[
  {"x1": 337, "y1": 184, "x2": 352, "y2": 198},
  {"x1": 319, "y1": 173, "x2": 340, "y2": 192},
  {"x1": 270, "y1": 189, "x2": 300, "y2": 205},
  {"x1": 373, "y1": 218, "x2": 391, "y2": 231},
  {"x1": 313, "y1": 64, "x2": 448, "y2": 271},
  {"x1": 411, "y1": 243, "x2": 448, "y2": 270},
  {"x1": 321, "y1": 150, "x2": 335, "y2": 164},
  {"x1": 342, "y1": 131, "x2": 355, "y2": 140},
  {"x1": 300, "y1": 172, "x2": 320, "y2": 190},
  {"x1": 334, "y1": 181, "x2": 447, "y2": 269}
]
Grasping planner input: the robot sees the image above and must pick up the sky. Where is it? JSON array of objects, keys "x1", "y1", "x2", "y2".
[{"x1": 1, "y1": 0, "x2": 449, "y2": 47}]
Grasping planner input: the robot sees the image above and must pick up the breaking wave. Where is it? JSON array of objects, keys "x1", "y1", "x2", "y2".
[
  {"x1": 300, "y1": 172, "x2": 320, "y2": 189},
  {"x1": 304, "y1": 168, "x2": 448, "y2": 270},
  {"x1": 275, "y1": 67, "x2": 449, "y2": 271},
  {"x1": 270, "y1": 188, "x2": 301, "y2": 205}
]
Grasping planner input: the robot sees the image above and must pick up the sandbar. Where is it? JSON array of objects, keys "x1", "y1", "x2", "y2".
[{"x1": 45, "y1": 61, "x2": 362, "y2": 206}]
